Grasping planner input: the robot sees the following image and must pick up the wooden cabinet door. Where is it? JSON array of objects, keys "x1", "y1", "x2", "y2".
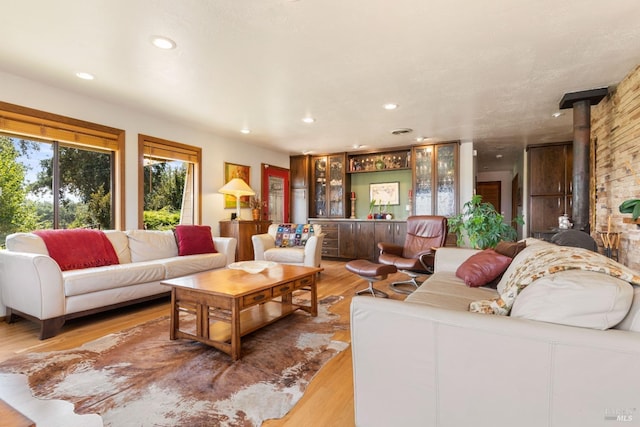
[
  {"x1": 290, "y1": 155, "x2": 309, "y2": 189},
  {"x1": 338, "y1": 222, "x2": 356, "y2": 258},
  {"x1": 355, "y1": 222, "x2": 375, "y2": 261},
  {"x1": 529, "y1": 196, "x2": 566, "y2": 233},
  {"x1": 529, "y1": 145, "x2": 569, "y2": 196}
]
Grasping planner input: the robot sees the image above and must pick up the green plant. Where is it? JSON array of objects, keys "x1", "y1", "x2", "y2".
[
  {"x1": 448, "y1": 195, "x2": 524, "y2": 249},
  {"x1": 619, "y1": 199, "x2": 640, "y2": 220}
]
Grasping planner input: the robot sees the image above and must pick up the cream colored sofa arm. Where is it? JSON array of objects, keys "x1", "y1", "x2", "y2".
[
  {"x1": 251, "y1": 233, "x2": 276, "y2": 261},
  {"x1": 303, "y1": 233, "x2": 324, "y2": 267},
  {"x1": 0, "y1": 251, "x2": 65, "y2": 320},
  {"x1": 434, "y1": 247, "x2": 481, "y2": 273},
  {"x1": 213, "y1": 237, "x2": 237, "y2": 267}
]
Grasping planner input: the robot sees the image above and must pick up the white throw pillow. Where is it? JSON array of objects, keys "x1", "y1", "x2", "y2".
[
  {"x1": 614, "y1": 284, "x2": 640, "y2": 332},
  {"x1": 496, "y1": 239, "x2": 554, "y2": 294},
  {"x1": 511, "y1": 270, "x2": 633, "y2": 330},
  {"x1": 126, "y1": 230, "x2": 178, "y2": 263}
]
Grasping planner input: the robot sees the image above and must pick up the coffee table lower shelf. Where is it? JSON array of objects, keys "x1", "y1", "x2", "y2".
[{"x1": 172, "y1": 299, "x2": 311, "y2": 357}]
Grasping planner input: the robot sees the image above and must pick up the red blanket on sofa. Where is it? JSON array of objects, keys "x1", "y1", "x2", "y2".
[{"x1": 34, "y1": 229, "x2": 120, "y2": 271}]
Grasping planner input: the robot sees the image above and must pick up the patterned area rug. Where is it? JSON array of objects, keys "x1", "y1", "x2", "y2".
[{"x1": 0, "y1": 296, "x2": 348, "y2": 426}]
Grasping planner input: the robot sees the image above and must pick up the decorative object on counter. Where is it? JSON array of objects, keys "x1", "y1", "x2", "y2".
[
  {"x1": 367, "y1": 199, "x2": 376, "y2": 219},
  {"x1": 558, "y1": 214, "x2": 573, "y2": 229},
  {"x1": 250, "y1": 196, "x2": 262, "y2": 220},
  {"x1": 350, "y1": 192, "x2": 356, "y2": 219},
  {"x1": 448, "y1": 195, "x2": 524, "y2": 249}
]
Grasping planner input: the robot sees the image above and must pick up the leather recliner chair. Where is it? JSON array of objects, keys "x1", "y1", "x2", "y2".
[{"x1": 377, "y1": 215, "x2": 448, "y2": 294}]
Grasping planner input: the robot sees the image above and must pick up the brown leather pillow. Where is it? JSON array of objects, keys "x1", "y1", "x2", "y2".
[
  {"x1": 456, "y1": 249, "x2": 512, "y2": 287},
  {"x1": 494, "y1": 240, "x2": 526, "y2": 259}
]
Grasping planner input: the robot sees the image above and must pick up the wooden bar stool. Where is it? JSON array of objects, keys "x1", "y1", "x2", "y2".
[{"x1": 345, "y1": 259, "x2": 397, "y2": 298}]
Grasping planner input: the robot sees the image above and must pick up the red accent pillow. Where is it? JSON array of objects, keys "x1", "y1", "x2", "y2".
[
  {"x1": 456, "y1": 249, "x2": 512, "y2": 287},
  {"x1": 174, "y1": 225, "x2": 217, "y2": 256}
]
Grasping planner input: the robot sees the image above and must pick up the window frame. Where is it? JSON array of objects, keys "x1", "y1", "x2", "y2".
[
  {"x1": 0, "y1": 101, "x2": 125, "y2": 229},
  {"x1": 138, "y1": 134, "x2": 202, "y2": 229}
]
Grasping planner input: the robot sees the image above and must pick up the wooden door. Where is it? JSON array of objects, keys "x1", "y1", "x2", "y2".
[
  {"x1": 261, "y1": 164, "x2": 290, "y2": 223},
  {"x1": 355, "y1": 222, "x2": 375, "y2": 261},
  {"x1": 476, "y1": 181, "x2": 501, "y2": 212}
]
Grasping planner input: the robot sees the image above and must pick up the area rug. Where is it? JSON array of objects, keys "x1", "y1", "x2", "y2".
[{"x1": 0, "y1": 295, "x2": 348, "y2": 426}]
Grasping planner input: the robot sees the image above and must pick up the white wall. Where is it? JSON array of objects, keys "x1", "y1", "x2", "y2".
[{"x1": 0, "y1": 71, "x2": 290, "y2": 232}]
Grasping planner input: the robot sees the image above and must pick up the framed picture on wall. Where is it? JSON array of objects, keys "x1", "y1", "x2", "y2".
[
  {"x1": 369, "y1": 181, "x2": 400, "y2": 205},
  {"x1": 223, "y1": 162, "x2": 251, "y2": 209}
]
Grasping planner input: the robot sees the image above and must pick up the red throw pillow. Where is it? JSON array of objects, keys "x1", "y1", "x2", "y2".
[
  {"x1": 456, "y1": 249, "x2": 512, "y2": 287},
  {"x1": 174, "y1": 225, "x2": 217, "y2": 256}
]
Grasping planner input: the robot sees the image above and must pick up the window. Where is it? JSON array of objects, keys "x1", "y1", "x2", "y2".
[
  {"x1": 138, "y1": 134, "x2": 201, "y2": 230},
  {"x1": 0, "y1": 101, "x2": 124, "y2": 244}
]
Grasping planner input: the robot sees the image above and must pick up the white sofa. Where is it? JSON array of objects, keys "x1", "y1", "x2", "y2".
[
  {"x1": 0, "y1": 230, "x2": 236, "y2": 339},
  {"x1": 252, "y1": 223, "x2": 324, "y2": 268},
  {"x1": 351, "y1": 240, "x2": 640, "y2": 427}
]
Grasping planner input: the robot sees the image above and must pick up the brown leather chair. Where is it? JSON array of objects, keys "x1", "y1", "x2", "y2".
[{"x1": 377, "y1": 215, "x2": 448, "y2": 294}]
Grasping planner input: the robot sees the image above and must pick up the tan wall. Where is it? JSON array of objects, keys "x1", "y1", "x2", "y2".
[{"x1": 591, "y1": 64, "x2": 640, "y2": 269}]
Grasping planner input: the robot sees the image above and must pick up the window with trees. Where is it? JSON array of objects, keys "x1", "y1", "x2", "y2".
[
  {"x1": 0, "y1": 102, "x2": 124, "y2": 246},
  {"x1": 138, "y1": 134, "x2": 201, "y2": 230}
]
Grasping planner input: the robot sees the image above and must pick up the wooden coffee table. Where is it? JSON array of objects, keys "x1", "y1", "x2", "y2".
[{"x1": 161, "y1": 264, "x2": 322, "y2": 360}]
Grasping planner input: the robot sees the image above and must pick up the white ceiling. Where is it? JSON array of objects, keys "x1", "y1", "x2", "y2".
[{"x1": 2, "y1": 0, "x2": 640, "y2": 171}]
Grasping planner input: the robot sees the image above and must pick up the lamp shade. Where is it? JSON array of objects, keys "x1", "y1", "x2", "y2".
[
  {"x1": 219, "y1": 178, "x2": 255, "y2": 220},
  {"x1": 218, "y1": 178, "x2": 256, "y2": 197}
]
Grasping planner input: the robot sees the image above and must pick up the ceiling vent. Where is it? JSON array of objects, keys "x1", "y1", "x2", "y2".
[{"x1": 391, "y1": 128, "x2": 413, "y2": 135}]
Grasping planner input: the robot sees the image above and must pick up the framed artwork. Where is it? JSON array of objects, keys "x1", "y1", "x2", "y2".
[
  {"x1": 369, "y1": 181, "x2": 400, "y2": 205},
  {"x1": 223, "y1": 162, "x2": 251, "y2": 209}
]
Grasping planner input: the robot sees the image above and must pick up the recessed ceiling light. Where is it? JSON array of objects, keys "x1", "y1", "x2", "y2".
[
  {"x1": 240, "y1": 128, "x2": 251, "y2": 134},
  {"x1": 383, "y1": 103, "x2": 399, "y2": 110},
  {"x1": 552, "y1": 111, "x2": 564, "y2": 118},
  {"x1": 302, "y1": 117, "x2": 315, "y2": 124},
  {"x1": 302, "y1": 150, "x2": 312, "y2": 155},
  {"x1": 415, "y1": 136, "x2": 425, "y2": 143},
  {"x1": 75, "y1": 72, "x2": 95, "y2": 80},
  {"x1": 151, "y1": 36, "x2": 176, "y2": 50},
  {"x1": 496, "y1": 154, "x2": 503, "y2": 159}
]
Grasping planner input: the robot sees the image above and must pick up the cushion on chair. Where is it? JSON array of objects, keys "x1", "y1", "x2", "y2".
[
  {"x1": 274, "y1": 224, "x2": 316, "y2": 247},
  {"x1": 264, "y1": 247, "x2": 305, "y2": 264}
]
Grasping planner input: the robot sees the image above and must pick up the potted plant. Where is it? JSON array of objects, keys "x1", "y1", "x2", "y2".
[
  {"x1": 368, "y1": 199, "x2": 376, "y2": 219},
  {"x1": 619, "y1": 199, "x2": 640, "y2": 221},
  {"x1": 448, "y1": 195, "x2": 524, "y2": 249},
  {"x1": 249, "y1": 196, "x2": 262, "y2": 221}
]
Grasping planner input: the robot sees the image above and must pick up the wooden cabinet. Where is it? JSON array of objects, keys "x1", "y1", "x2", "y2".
[
  {"x1": 528, "y1": 143, "x2": 573, "y2": 235},
  {"x1": 310, "y1": 153, "x2": 350, "y2": 218},
  {"x1": 412, "y1": 142, "x2": 459, "y2": 217},
  {"x1": 219, "y1": 220, "x2": 271, "y2": 262},
  {"x1": 310, "y1": 219, "x2": 403, "y2": 261}
]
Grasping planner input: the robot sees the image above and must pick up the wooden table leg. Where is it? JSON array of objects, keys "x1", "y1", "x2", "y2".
[
  {"x1": 170, "y1": 288, "x2": 177, "y2": 340},
  {"x1": 310, "y1": 279, "x2": 318, "y2": 316},
  {"x1": 230, "y1": 299, "x2": 241, "y2": 361}
]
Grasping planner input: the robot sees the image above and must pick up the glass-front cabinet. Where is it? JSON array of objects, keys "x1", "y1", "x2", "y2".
[
  {"x1": 311, "y1": 153, "x2": 349, "y2": 218},
  {"x1": 413, "y1": 142, "x2": 458, "y2": 217}
]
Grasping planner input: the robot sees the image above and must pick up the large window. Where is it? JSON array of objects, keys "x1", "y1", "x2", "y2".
[
  {"x1": 138, "y1": 134, "x2": 201, "y2": 230},
  {"x1": 0, "y1": 102, "x2": 124, "y2": 244}
]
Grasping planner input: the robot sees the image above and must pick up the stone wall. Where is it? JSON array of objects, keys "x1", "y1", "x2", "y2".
[{"x1": 592, "y1": 64, "x2": 640, "y2": 270}]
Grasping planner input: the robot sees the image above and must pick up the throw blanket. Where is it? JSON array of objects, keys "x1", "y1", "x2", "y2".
[
  {"x1": 470, "y1": 245, "x2": 640, "y2": 315},
  {"x1": 34, "y1": 229, "x2": 119, "y2": 271}
]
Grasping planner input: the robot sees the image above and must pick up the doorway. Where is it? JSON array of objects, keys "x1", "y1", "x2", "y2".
[{"x1": 261, "y1": 164, "x2": 290, "y2": 223}]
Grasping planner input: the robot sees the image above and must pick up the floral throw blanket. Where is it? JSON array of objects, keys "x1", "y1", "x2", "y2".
[{"x1": 469, "y1": 245, "x2": 640, "y2": 315}]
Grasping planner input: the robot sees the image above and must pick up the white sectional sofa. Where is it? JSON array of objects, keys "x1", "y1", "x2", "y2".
[
  {"x1": 0, "y1": 229, "x2": 236, "y2": 339},
  {"x1": 351, "y1": 239, "x2": 640, "y2": 427}
]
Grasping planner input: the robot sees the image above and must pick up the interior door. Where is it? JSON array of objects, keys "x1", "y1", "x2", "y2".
[
  {"x1": 476, "y1": 181, "x2": 501, "y2": 212},
  {"x1": 261, "y1": 164, "x2": 290, "y2": 223}
]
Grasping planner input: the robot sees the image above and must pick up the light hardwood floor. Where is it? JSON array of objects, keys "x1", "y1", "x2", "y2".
[{"x1": 0, "y1": 260, "x2": 408, "y2": 426}]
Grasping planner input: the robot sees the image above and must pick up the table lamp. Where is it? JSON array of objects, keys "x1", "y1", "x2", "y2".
[{"x1": 219, "y1": 178, "x2": 255, "y2": 220}]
